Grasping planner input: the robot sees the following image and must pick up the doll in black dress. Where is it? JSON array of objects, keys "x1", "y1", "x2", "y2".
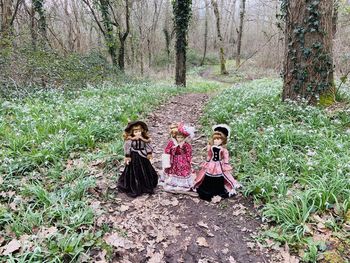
[{"x1": 117, "y1": 121, "x2": 158, "y2": 197}]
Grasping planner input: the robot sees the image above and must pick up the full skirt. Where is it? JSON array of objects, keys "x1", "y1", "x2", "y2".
[
  {"x1": 196, "y1": 174, "x2": 229, "y2": 201},
  {"x1": 117, "y1": 151, "x2": 158, "y2": 197}
]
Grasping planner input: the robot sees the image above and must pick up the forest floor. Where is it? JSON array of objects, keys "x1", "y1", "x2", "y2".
[{"x1": 87, "y1": 91, "x2": 296, "y2": 263}]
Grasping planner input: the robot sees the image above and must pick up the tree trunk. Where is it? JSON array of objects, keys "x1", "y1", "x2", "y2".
[
  {"x1": 282, "y1": 0, "x2": 335, "y2": 106},
  {"x1": 33, "y1": 0, "x2": 47, "y2": 42},
  {"x1": 30, "y1": 2, "x2": 37, "y2": 50},
  {"x1": 147, "y1": 37, "x2": 151, "y2": 68},
  {"x1": 0, "y1": 0, "x2": 13, "y2": 47},
  {"x1": 200, "y1": 0, "x2": 208, "y2": 66},
  {"x1": 211, "y1": 0, "x2": 228, "y2": 75},
  {"x1": 140, "y1": 44, "x2": 144, "y2": 75},
  {"x1": 175, "y1": 35, "x2": 186, "y2": 86},
  {"x1": 236, "y1": 0, "x2": 246, "y2": 67},
  {"x1": 99, "y1": 0, "x2": 118, "y2": 66},
  {"x1": 118, "y1": 39, "x2": 125, "y2": 71},
  {"x1": 173, "y1": 0, "x2": 192, "y2": 87},
  {"x1": 117, "y1": 0, "x2": 130, "y2": 72},
  {"x1": 163, "y1": 0, "x2": 171, "y2": 69}
]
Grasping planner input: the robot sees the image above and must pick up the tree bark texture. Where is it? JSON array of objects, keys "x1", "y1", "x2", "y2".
[{"x1": 236, "y1": 0, "x2": 246, "y2": 67}]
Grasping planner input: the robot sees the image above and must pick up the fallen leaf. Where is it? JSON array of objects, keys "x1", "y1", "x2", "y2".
[
  {"x1": 317, "y1": 222, "x2": 327, "y2": 233},
  {"x1": 171, "y1": 198, "x2": 179, "y2": 206},
  {"x1": 91, "y1": 159, "x2": 104, "y2": 167},
  {"x1": 191, "y1": 198, "x2": 200, "y2": 204},
  {"x1": 9, "y1": 202, "x2": 18, "y2": 211},
  {"x1": 119, "y1": 205, "x2": 130, "y2": 212},
  {"x1": 213, "y1": 225, "x2": 220, "y2": 231},
  {"x1": 206, "y1": 231, "x2": 214, "y2": 237},
  {"x1": 148, "y1": 251, "x2": 164, "y2": 263},
  {"x1": 280, "y1": 243, "x2": 299, "y2": 263},
  {"x1": 18, "y1": 234, "x2": 34, "y2": 253},
  {"x1": 94, "y1": 249, "x2": 108, "y2": 263},
  {"x1": 1, "y1": 239, "x2": 21, "y2": 255},
  {"x1": 222, "y1": 248, "x2": 229, "y2": 254},
  {"x1": 196, "y1": 237, "x2": 209, "y2": 247},
  {"x1": 156, "y1": 232, "x2": 165, "y2": 243},
  {"x1": 38, "y1": 227, "x2": 58, "y2": 239},
  {"x1": 104, "y1": 233, "x2": 134, "y2": 249},
  {"x1": 229, "y1": 256, "x2": 237, "y2": 263},
  {"x1": 197, "y1": 221, "x2": 209, "y2": 229},
  {"x1": 246, "y1": 242, "x2": 255, "y2": 249},
  {"x1": 211, "y1": 196, "x2": 222, "y2": 203}
]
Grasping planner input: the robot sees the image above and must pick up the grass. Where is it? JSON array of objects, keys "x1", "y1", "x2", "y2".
[
  {"x1": 0, "y1": 77, "x2": 222, "y2": 261},
  {"x1": 201, "y1": 78, "x2": 350, "y2": 261}
]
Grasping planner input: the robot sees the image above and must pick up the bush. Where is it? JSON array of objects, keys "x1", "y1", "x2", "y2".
[{"x1": 0, "y1": 46, "x2": 118, "y2": 98}]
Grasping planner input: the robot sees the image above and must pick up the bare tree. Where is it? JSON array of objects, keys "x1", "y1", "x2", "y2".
[
  {"x1": 0, "y1": 0, "x2": 22, "y2": 47},
  {"x1": 211, "y1": 0, "x2": 228, "y2": 74},
  {"x1": 200, "y1": 0, "x2": 209, "y2": 66},
  {"x1": 236, "y1": 0, "x2": 246, "y2": 67},
  {"x1": 163, "y1": 0, "x2": 172, "y2": 69}
]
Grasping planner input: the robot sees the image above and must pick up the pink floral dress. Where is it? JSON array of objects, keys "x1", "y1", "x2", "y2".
[{"x1": 163, "y1": 139, "x2": 194, "y2": 190}]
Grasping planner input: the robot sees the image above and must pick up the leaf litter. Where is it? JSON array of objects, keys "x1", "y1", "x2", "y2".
[{"x1": 85, "y1": 93, "x2": 283, "y2": 262}]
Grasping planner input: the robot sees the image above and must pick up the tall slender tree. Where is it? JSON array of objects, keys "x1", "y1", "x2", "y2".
[
  {"x1": 83, "y1": 0, "x2": 118, "y2": 66},
  {"x1": 116, "y1": 0, "x2": 130, "y2": 72},
  {"x1": 200, "y1": 0, "x2": 209, "y2": 66},
  {"x1": 211, "y1": 0, "x2": 228, "y2": 75},
  {"x1": 32, "y1": 0, "x2": 47, "y2": 41},
  {"x1": 0, "y1": 0, "x2": 22, "y2": 47},
  {"x1": 282, "y1": 0, "x2": 335, "y2": 105},
  {"x1": 173, "y1": 0, "x2": 192, "y2": 86},
  {"x1": 236, "y1": 0, "x2": 246, "y2": 67}
]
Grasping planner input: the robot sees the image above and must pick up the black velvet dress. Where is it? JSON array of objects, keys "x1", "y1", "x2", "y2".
[{"x1": 117, "y1": 139, "x2": 158, "y2": 197}]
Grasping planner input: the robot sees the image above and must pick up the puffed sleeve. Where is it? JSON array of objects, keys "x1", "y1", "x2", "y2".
[
  {"x1": 206, "y1": 145, "x2": 213, "y2": 162},
  {"x1": 221, "y1": 148, "x2": 233, "y2": 172},
  {"x1": 124, "y1": 140, "x2": 132, "y2": 157},
  {"x1": 164, "y1": 140, "x2": 174, "y2": 154},
  {"x1": 146, "y1": 141, "x2": 153, "y2": 155},
  {"x1": 222, "y1": 148, "x2": 230, "y2": 164},
  {"x1": 184, "y1": 143, "x2": 192, "y2": 162}
]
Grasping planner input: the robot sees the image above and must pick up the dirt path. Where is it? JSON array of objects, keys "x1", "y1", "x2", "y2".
[{"x1": 89, "y1": 93, "x2": 285, "y2": 263}]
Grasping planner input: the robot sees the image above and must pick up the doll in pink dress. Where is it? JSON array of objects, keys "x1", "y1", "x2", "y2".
[
  {"x1": 194, "y1": 124, "x2": 241, "y2": 201},
  {"x1": 162, "y1": 123, "x2": 195, "y2": 191}
]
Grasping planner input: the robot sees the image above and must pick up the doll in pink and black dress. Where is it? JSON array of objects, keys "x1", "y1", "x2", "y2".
[
  {"x1": 162, "y1": 123, "x2": 195, "y2": 191},
  {"x1": 117, "y1": 121, "x2": 158, "y2": 197},
  {"x1": 194, "y1": 124, "x2": 241, "y2": 201}
]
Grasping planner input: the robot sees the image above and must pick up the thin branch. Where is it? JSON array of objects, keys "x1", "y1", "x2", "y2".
[
  {"x1": 108, "y1": 1, "x2": 120, "y2": 28},
  {"x1": 119, "y1": 0, "x2": 130, "y2": 41},
  {"x1": 235, "y1": 32, "x2": 278, "y2": 71},
  {"x1": 10, "y1": 0, "x2": 24, "y2": 26},
  {"x1": 82, "y1": 0, "x2": 106, "y2": 36}
]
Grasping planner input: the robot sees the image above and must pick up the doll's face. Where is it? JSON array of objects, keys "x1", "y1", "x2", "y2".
[
  {"x1": 133, "y1": 128, "x2": 142, "y2": 137},
  {"x1": 213, "y1": 138, "x2": 223, "y2": 146},
  {"x1": 176, "y1": 134, "x2": 185, "y2": 143}
]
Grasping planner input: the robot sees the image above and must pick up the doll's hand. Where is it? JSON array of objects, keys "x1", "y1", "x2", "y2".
[
  {"x1": 124, "y1": 157, "x2": 131, "y2": 165},
  {"x1": 147, "y1": 154, "x2": 153, "y2": 160}
]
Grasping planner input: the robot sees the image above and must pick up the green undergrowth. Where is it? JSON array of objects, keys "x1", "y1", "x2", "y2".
[
  {"x1": 201, "y1": 78, "x2": 350, "y2": 261},
  {"x1": 0, "y1": 78, "x2": 222, "y2": 261}
]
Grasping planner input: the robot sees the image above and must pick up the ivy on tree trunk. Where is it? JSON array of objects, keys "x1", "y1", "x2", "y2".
[
  {"x1": 173, "y1": 0, "x2": 192, "y2": 87},
  {"x1": 281, "y1": 0, "x2": 336, "y2": 106}
]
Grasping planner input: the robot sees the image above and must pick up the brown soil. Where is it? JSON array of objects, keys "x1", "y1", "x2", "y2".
[{"x1": 89, "y1": 93, "x2": 286, "y2": 263}]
